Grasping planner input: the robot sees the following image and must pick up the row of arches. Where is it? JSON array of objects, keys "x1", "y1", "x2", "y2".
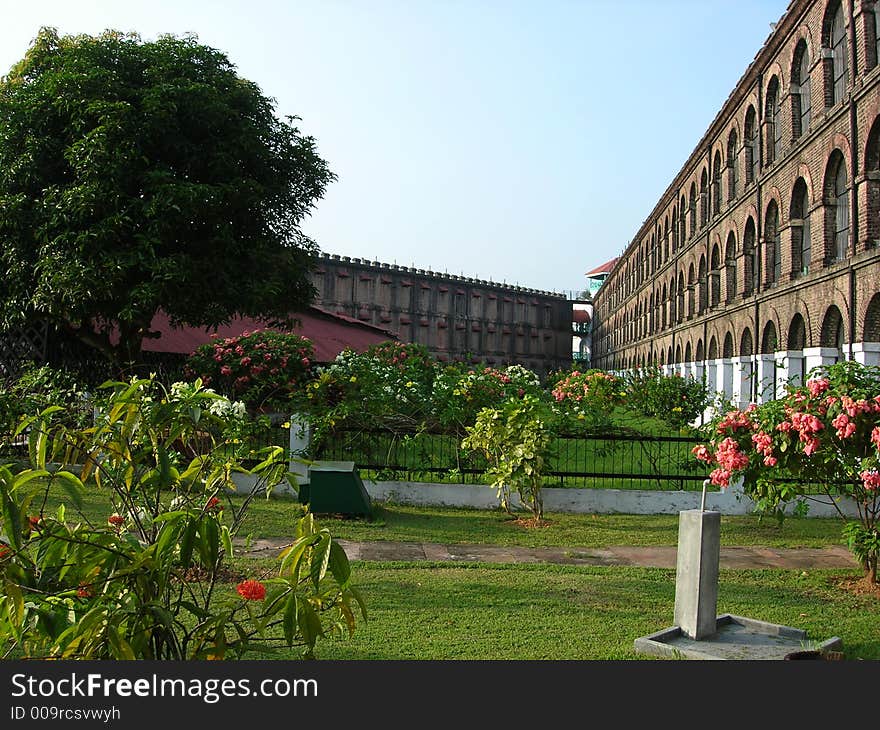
[
  {"x1": 611, "y1": 298, "x2": 867, "y2": 374},
  {"x1": 598, "y1": 115, "x2": 880, "y2": 355},
  {"x1": 604, "y1": 0, "x2": 878, "y2": 308}
]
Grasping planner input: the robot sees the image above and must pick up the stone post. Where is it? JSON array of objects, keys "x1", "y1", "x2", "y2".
[
  {"x1": 289, "y1": 415, "x2": 311, "y2": 489},
  {"x1": 802, "y1": 346, "x2": 840, "y2": 375},
  {"x1": 850, "y1": 342, "x2": 880, "y2": 366},
  {"x1": 755, "y1": 354, "x2": 777, "y2": 403},
  {"x1": 673, "y1": 509, "x2": 721, "y2": 640}
]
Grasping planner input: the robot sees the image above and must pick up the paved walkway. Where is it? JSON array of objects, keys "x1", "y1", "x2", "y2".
[{"x1": 239, "y1": 538, "x2": 858, "y2": 569}]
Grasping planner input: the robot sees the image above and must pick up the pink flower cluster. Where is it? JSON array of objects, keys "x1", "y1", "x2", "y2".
[
  {"x1": 859, "y1": 469, "x2": 880, "y2": 492},
  {"x1": 715, "y1": 409, "x2": 753, "y2": 435},
  {"x1": 751, "y1": 431, "x2": 777, "y2": 466},
  {"x1": 787, "y1": 411, "x2": 824, "y2": 455},
  {"x1": 806, "y1": 377, "x2": 830, "y2": 398},
  {"x1": 708, "y1": 437, "x2": 751, "y2": 488},
  {"x1": 831, "y1": 413, "x2": 857, "y2": 440},
  {"x1": 691, "y1": 444, "x2": 714, "y2": 464}
]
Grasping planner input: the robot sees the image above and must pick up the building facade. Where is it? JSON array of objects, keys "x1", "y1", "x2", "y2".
[
  {"x1": 592, "y1": 0, "x2": 880, "y2": 406},
  {"x1": 310, "y1": 253, "x2": 573, "y2": 374}
]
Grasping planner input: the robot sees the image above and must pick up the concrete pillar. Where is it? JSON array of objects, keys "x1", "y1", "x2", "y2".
[
  {"x1": 776, "y1": 350, "x2": 808, "y2": 398},
  {"x1": 850, "y1": 342, "x2": 880, "y2": 366},
  {"x1": 683, "y1": 361, "x2": 694, "y2": 379},
  {"x1": 674, "y1": 510, "x2": 721, "y2": 640},
  {"x1": 289, "y1": 415, "x2": 311, "y2": 487},
  {"x1": 732, "y1": 356, "x2": 753, "y2": 409},
  {"x1": 720, "y1": 358, "x2": 734, "y2": 401},
  {"x1": 803, "y1": 347, "x2": 840, "y2": 376},
  {"x1": 702, "y1": 359, "x2": 718, "y2": 422},
  {"x1": 691, "y1": 360, "x2": 704, "y2": 384},
  {"x1": 756, "y1": 354, "x2": 777, "y2": 403}
]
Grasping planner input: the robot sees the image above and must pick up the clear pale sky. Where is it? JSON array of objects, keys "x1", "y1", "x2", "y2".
[{"x1": 0, "y1": 0, "x2": 790, "y2": 296}]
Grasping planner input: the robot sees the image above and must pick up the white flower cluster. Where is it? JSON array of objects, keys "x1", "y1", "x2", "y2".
[{"x1": 208, "y1": 398, "x2": 248, "y2": 421}]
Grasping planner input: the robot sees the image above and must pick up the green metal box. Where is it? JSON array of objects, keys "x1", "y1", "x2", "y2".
[{"x1": 304, "y1": 460, "x2": 373, "y2": 517}]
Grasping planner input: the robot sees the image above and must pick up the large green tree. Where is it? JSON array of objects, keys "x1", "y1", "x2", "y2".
[{"x1": 0, "y1": 28, "x2": 334, "y2": 366}]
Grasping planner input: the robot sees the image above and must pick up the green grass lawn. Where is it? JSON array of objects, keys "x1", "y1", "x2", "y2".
[
  {"x1": 40, "y1": 481, "x2": 850, "y2": 549},
  {"x1": 228, "y1": 558, "x2": 880, "y2": 660},
  {"x1": 22, "y1": 480, "x2": 880, "y2": 661}
]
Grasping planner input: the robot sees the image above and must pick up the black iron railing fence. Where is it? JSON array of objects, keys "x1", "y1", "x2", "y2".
[{"x1": 311, "y1": 427, "x2": 711, "y2": 491}]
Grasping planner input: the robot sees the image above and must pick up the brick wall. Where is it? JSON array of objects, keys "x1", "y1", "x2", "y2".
[
  {"x1": 593, "y1": 0, "x2": 880, "y2": 371},
  {"x1": 310, "y1": 254, "x2": 573, "y2": 375}
]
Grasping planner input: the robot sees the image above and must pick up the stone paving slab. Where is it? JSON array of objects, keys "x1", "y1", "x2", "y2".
[{"x1": 236, "y1": 538, "x2": 859, "y2": 569}]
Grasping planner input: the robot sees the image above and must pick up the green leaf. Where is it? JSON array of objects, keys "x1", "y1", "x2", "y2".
[
  {"x1": 297, "y1": 599, "x2": 323, "y2": 647},
  {"x1": 282, "y1": 594, "x2": 299, "y2": 646},
  {"x1": 309, "y1": 532, "x2": 331, "y2": 591},
  {"x1": 4, "y1": 580, "x2": 24, "y2": 626},
  {"x1": 178, "y1": 519, "x2": 197, "y2": 568},
  {"x1": 0, "y1": 485, "x2": 22, "y2": 550},
  {"x1": 50, "y1": 471, "x2": 84, "y2": 511},
  {"x1": 220, "y1": 524, "x2": 233, "y2": 559},
  {"x1": 328, "y1": 540, "x2": 351, "y2": 587}
]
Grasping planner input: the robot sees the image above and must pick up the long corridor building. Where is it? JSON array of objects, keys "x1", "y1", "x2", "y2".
[{"x1": 592, "y1": 0, "x2": 880, "y2": 406}]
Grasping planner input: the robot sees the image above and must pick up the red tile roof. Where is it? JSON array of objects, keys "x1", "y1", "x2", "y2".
[
  {"x1": 585, "y1": 257, "x2": 619, "y2": 276},
  {"x1": 141, "y1": 306, "x2": 397, "y2": 362}
]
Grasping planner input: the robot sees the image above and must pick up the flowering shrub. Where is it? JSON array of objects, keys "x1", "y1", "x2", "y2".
[
  {"x1": 550, "y1": 369, "x2": 624, "y2": 426},
  {"x1": 623, "y1": 365, "x2": 709, "y2": 429},
  {"x1": 303, "y1": 342, "x2": 438, "y2": 436},
  {"x1": 431, "y1": 363, "x2": 542, "y2": 432},
  {"x1": 0, "y1": 376, "x2": 363, "y2": 659},
  {"x1": 693, "y1": 361, "x2": 880, "y2": 584},
  {"x1": 184, "y1": 330, "x2": 314, "y2": 412}
]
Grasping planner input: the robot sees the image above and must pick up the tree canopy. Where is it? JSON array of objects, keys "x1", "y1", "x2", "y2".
[{"x1": 0, "y1": 28, "x2": 334, "y2": 365}]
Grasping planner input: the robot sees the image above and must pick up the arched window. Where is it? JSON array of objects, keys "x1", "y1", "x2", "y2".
[
  {"x1": 864, "y1": 293, "x2": 880, "y2": 342},
  {"x1": 740, "y1": 328, "x2": 754, "y2": 357},
  {"x1": 874, "y1": 5, "x2": 880, "y2": 69},
  {"x1": 698, "y1": 255, "x2": 707, "y2": 314},
  {"x1": 821, "y1": 305, "x2": 845, "y2": 362},
  {"x1": 700, "y1": 169, "x2": 708, "y2": 227},
  {"x1": 788, "y1": 313, "x2": 807, "y2": 350},
  {"x1": 723, "y1": 332, "x2": 734, "y2": 360},
  {"x1": 727, "y1": 129, "x2": 739, "y2": 200},
  {"x1": 663, "y1": 217, "x2": 670, "y2": 262},
  {"x1": 761, "y1": 321, "x2": 778, "y2": 354},
  {"x1": 710, "y1": 244, "x2": 721, "y2": 307},
  {"x1": 825, "y1": 1, "x2": 848, "y2": 107},
  {"x1": 744, "y1": 106, "x2": 759, "y2": 184},
  {"x1": 744, "y1": 217, "x2": 757, "y2": 296},
  {"x1": 687, "y1": 263, "x2": 696, "y2": 318},
  {"x1": 765, "y1": 76, "x2": 782, "y2": 165},
  {"x1": 725, "y1": 231, "x2": 737, "y2": 304},
  {"x1": 661, "y1": 283, "x2": 667, "y2": 329},
  {"x1": 825, "y1": 152, "x2": 849, "y2": 262},
  {"x1": 790, "y1": 178, "x2": 811, "y2": 276},
  {"x1": 677, "y1": 271, "x2": 685, "y2": 323},
  {"x1": 791, "y1": 40, "x2": 811, "y2": 139},
  {"x1": 713, "y1": 151, "x2": 722, "y2": 215},
  {"x1": 679, "y1": 196, "x2": 687, "y2": 247},
  {"x1": 689, "y1": 184, "x2": 697, "y2": 238},
  {"x1": 765, "y1": 200, "x2": 780, "y2": 285},
  {"x1": 672, "y1": 207, "x2": 679, "y2": 253},
  {"x1": 865, "y1": 118, "x2": 880, "y2": 250}
]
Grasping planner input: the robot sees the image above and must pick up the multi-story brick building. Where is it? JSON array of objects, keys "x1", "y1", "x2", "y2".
[
  {"x1": 592, "y1": 0, "x2": 880, "y2": 407},
  {"x1": 310, "y1": 252, "x2": 573, "y2": 374}
]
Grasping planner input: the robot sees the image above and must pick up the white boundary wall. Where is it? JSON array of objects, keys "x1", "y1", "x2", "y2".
[{"x1": 364, "y1": 480, "x2": 860, "y2": 517}]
